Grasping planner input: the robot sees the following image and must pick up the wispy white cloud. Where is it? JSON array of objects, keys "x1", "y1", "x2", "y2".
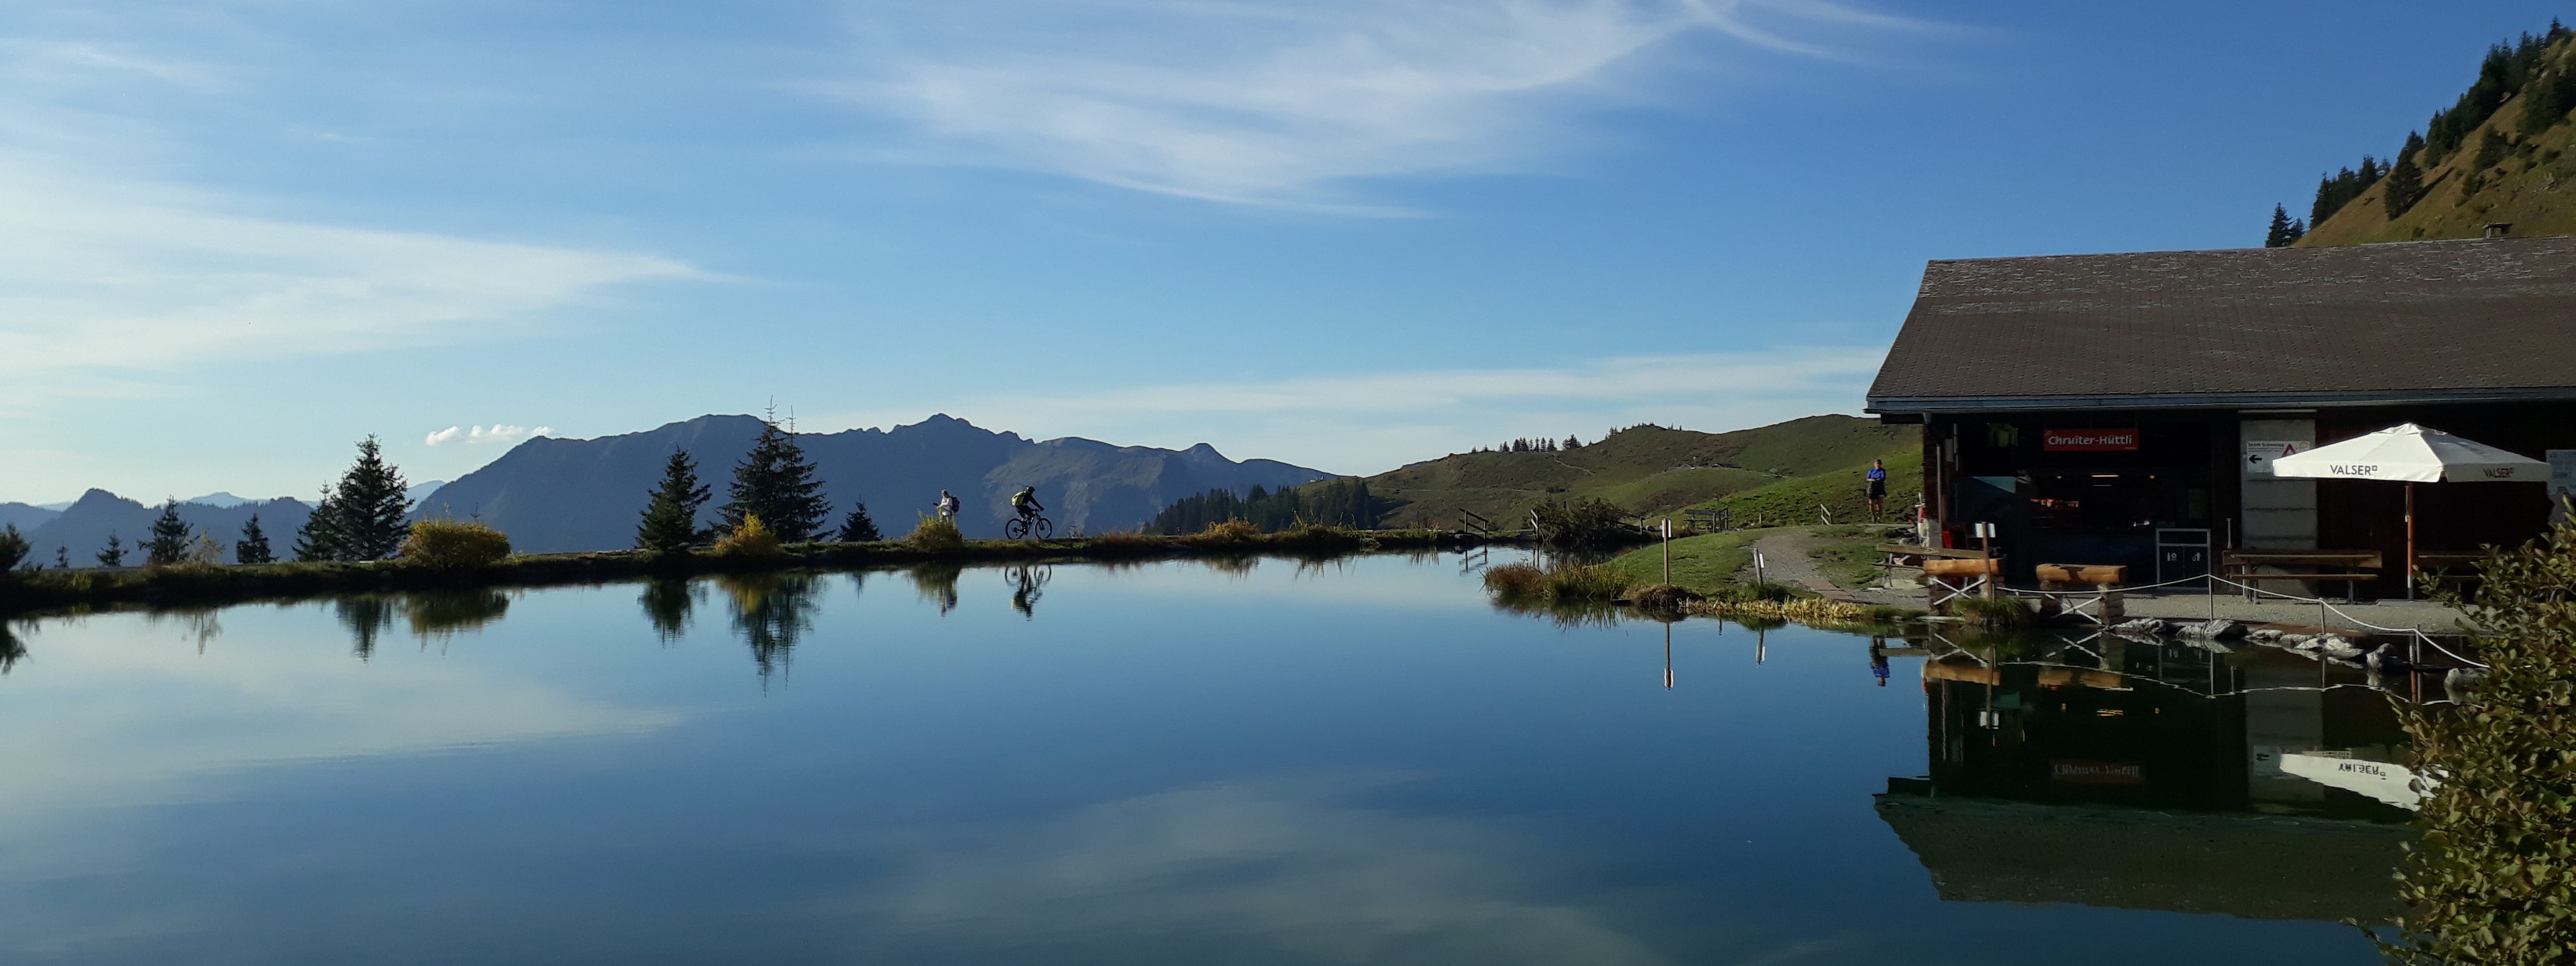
[
  {"x1": 822, "y1": 346, "x2": 1885, "y2": 474},
  {"x1": 0, "y1": 159, "x2": 696, "y2": 409},
  {"x1": 831, "y1": 0, "x2": 1928, "y2": 209},
  {"x1": 424, "y1": 424, "x2": 554, "y2": 447}
]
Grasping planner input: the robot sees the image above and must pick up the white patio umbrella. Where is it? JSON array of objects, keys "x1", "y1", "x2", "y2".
[{"x1": 2270, "y1": 422, "x2": 2549, "y2": 597}]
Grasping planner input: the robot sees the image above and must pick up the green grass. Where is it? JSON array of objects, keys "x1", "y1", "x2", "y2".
[
  {"x1": 1602, "y1": 529, "x2": 1777, "y2": 595},
  {"x1": 1684, "y1": 448, "x2": 1923, "y2": 529},
  {"x1": 1371, "y1": 415, "x2": 1917, "y2": 529}
]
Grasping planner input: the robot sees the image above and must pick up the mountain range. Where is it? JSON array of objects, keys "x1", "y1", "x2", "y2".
[
  {"x1": 10, "y1": 415, "x2": 1329, "y2": 560},
  {"x1": 9, "y1": 492, "x2": 315, "y2": 567},
  {"x1": 416, "y1": 414, "x2": 1332, "y2": 552}
]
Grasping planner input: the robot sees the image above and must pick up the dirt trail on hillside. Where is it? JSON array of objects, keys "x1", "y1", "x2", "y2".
[{"x1": 1738, "y1": 527, "x2": 1834, "y2": 588}]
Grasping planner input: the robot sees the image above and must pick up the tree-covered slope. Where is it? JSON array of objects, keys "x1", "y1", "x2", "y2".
[{"x1": 2281, "y1": 23, "x2": 2576, "y2": 245}]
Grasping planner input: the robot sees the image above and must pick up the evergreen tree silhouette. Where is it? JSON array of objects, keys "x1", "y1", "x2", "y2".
[
  {"x1": 145, "y1": 499, "x2": 192, "y2": 565},
  {"x1": 637, "y1": 449, "x2": 713, "y2": 553},
  {"x1": 237, "y1": 514, "x2": 273, "y2": 565},
  {"x1": 720, "y1": 419, "x2": 831, "y2": 543}
]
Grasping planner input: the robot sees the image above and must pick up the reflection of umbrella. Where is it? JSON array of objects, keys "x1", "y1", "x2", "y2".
[{"x1": 2271, "y1": 423, "x2": 2549, "y2": 597}]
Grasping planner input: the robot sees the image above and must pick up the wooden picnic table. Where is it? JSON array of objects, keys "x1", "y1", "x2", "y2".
[{"x1": 2222, "y1": 550, "x2": 2383, "y2": 602}]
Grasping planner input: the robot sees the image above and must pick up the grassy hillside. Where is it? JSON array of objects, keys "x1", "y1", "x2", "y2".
[
  {"x1": 1360, "y1": 415, "x2": 1918, "y2": 529},
  {"x1": 1681, "y1": 447, "x2": 1925, "y2": 528},
  {"x1": 2296, "y1": 27, "x2": 2576, "y2": 245}
]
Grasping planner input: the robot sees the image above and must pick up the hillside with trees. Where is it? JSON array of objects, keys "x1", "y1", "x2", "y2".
[
  {"x1": 1155, "y1": 415, "x2": 1916, "y2": 535},
  {"x1": 2271, "y1": 22, "x2": 2576, "y2": 246}
]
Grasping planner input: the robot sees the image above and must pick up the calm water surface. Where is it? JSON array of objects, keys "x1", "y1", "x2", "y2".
[{"x1": 0, "y1": 555, "x2": 2397, "y2": 964}]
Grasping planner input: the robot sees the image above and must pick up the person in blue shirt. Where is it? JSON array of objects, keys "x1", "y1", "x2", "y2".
[{"x1": 1865, "y1": 459, "x2": 1888, "y2": 521}]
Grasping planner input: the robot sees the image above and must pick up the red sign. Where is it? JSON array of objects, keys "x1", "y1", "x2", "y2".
[
  {"x1": 2043, "y1": 428, "x2": 2139, "y2": 451},
  {"x1": 2050, "y1": 759, "x2": 2147, "y2": 784}
]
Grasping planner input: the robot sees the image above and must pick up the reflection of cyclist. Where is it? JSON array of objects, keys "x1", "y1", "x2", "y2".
[
  {"x1": 935, "y1": 489, "x2": 961, "y2": 520},
  {"x1": 1010, "y1": 485, "x2": 1045, "y2": 522},
  {"x1": 1010, "y1": 566, "x2": 1043, "y2": 618}
]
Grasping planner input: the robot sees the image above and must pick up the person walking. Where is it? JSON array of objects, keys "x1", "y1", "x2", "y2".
[
  {"x1": 935, "y1": 489, "x2": 961, "y2": 521},
  {"x1": 1865, "y1": 459, "x2": 1888, "y2": 522}
]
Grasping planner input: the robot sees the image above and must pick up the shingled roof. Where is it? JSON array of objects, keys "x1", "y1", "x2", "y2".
[{"x1": 1865, "y1": 235, "x2": 2576, "y2": 413}]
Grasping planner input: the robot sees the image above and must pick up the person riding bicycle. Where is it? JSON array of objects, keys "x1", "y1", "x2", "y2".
[{"x1": 1010, "y1": 485, "x2": 1045, "y2": 522}]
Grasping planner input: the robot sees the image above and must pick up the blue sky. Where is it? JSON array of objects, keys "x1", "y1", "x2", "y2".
[{"x1": 3, "y1": 0, "x2": 2565, "y2": 502}]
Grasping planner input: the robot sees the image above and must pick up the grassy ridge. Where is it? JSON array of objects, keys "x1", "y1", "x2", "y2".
[
  {"x1": 1682, "y1": 448, "x2": 1925, "y2": 528},
  {"x1": 1366, "y1": 416, "x2": 1916, "y2": 529}
]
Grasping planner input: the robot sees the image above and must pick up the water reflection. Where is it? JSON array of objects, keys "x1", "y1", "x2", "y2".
[
  {"x1": 402, "y1": 589, "x2": 512, "y2": 643},
  {"x1": 1876, "y1": 627, "x2": 2419, "y2": 924},
  {"x1": 334, "y1": 596, "x2": 394, "y2": 659},
  {"x1": 638, "y1": 579, "x2": 700, "y2": 643},
  {"x1": 0, "y1": 620, "x2": 24, "y2": 675},
  {"x1": 1002, "y1": 564, "x2": 1049, "y2": 619},
  {"x1": 907, "y1": 562, "x2": 963, "y2": 615},
  {"x1": 715, "y1": 572, "x2": 822, "y2": 680}
]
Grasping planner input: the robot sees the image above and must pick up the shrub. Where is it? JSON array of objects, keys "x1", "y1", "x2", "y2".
[
  {"x1": 904, "y1": 514, "x2": 964, "y2": 554},
  {"x1": 2376, "y1": 516, "x2": 2576, "y2": 962},
  {"x1": 0, "y1": 524, "x2": 27, "y2": 573},
  {"x1": 399, "y1": 519, "x2": 513, "y2": 568},
  {"x1": 713, "y1": 514, "x2": 784, "y2": 558},
  {"x1": 1482, "y1": 559, "x2": 1631, "y2": 602},
  {"x1": 1483, "y1": 562, "x2": 1546, "y2": 598},
  {"x1": 1185, "y1": 519, "x2": 1262, "y2": 546}
]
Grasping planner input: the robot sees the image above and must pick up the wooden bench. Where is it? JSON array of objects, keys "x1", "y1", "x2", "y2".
[
  {"x1": 1921, "y1": 556, "x2": 2003, "y2": 610},
  {"x1": 2036, "y1": 563, "x2": 2127, "y2": 624},
  {"x1": 2222, "y1": 551, "x2": 2382, "y2": 602}
]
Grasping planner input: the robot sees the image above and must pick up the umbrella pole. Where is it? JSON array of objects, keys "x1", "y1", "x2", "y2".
[{"x1": 2404, "y1": 483, "x2": 2416, "y2": 601}]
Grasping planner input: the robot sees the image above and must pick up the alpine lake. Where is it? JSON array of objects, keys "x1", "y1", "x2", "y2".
[{"x1": 0, "y1": 551, "x2": 2420, "y2": 965}]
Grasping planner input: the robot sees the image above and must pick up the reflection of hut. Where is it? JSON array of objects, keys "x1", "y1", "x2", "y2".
[{"x1": 1874, "y1": 793, "x2": 2408, "y2": 921}]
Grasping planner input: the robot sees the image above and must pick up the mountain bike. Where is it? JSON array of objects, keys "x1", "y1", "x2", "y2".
[{"x1": 1003, "y1": 512, "x2": 1054, "y2": 539}]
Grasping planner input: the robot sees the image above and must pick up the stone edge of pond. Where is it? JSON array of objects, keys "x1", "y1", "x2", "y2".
[{"x1": 0, "y1": 530, "x2": 1515, "y2": 619}]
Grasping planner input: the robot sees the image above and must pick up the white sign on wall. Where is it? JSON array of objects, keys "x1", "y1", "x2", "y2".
[{"x1": 2243, "y1": 440, "x2": 2313, "y2": 479}]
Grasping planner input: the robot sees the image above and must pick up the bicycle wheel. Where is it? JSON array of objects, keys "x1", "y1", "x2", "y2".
[
  {"x1": 1003, "y1": 517, "x2": 1030, "y2": 539},
  {"x1": 1033, "y1": 517, "x2": 1055, "y2": 539}
]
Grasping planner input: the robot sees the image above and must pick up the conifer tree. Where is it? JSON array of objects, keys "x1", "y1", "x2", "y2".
[
  {"x1": 331, "y1": 436, "x2": 412, "y2": 560},
  {"x1": 295, "y1": 487, "x2": 343, "y2": 562},
  {"x1": 54, "y1": 546, "x2": 69, "y2": 570},
  {"x1": 2384, "y1": 152, "x2": 2427, "y2": 219},
  {"x1": 237, "y1": 514, "x2": 273, "y2": 565},
  {"x1": 720, "y1": 420, "x2": 831, "y2": 543},
  {"x1": 0, "y1": 524, "x2": 26, "y2": 572},
  {"x1": 637, "y1": 449, "x2": 713, "y2": 553},
  {"x1": 834, "y1": 502, "x2": 882, "y2": 543},
  {"x1": 97, "y1": 534, "x2": 126, "y2": 568},
  {"x1": 2265, "y1": 204, "x2": 2301, "y2": 247},
  {"x1": 145, "y1": 499, "x2": 192, "y2": 565}
]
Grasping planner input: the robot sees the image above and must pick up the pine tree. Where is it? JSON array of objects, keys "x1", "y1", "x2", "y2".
[
  {"x1": 2265, "y1": 204, "x2": 2301, "y2": 247},
  {"x1": 834, "y1": 502, "x2": 882, "y2": 542},
  {"x1": 294, "y1": 487, "x2": 344, "y2": 562},
  {"x1": 145, "y1": 499, "x2": 192, "y2": 565},
  {"x1": 97, "y1": 534, "x2": 126, "y2": 568},
  {"x1": 636, "y1": 449, "x2": 713, "y2": 553},
  {"x1": 237, "y1": 514, "x2": 273, "y2": 565},
  {"x1": 720, "y1": 420, "x2": 831, "y2": 543},
  {"x1": 1564, "y1": 435, "x2": 1582, "y2": 450},
  {"x1": 332, "y1": 436, "x2": 412, "y2": 560},
  {"x1": 2384, "y1": 152, "x2": 2427, "y2": 219},
  {"x1": 0, "y1": 524, "x2": 26, "y2": 572},
  {"x1": 54, "y1": 546, "x2": 69, "y2": 570}
]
